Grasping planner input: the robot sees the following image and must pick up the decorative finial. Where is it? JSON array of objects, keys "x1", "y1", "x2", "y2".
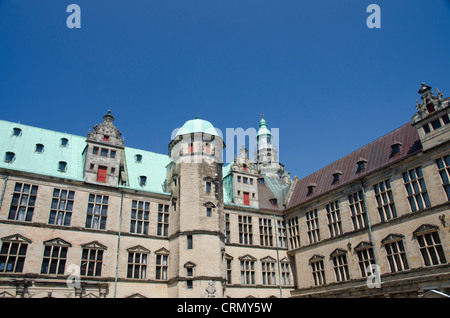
[{"x1": 261, "y1": 112, "x2": 264, "y2": 118}]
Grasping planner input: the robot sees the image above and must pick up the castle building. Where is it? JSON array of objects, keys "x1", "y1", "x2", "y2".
[{"x1": 0, "y1": 83, "x2": 449, "y2": 298}]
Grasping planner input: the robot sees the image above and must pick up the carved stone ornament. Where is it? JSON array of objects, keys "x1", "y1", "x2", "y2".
[
  {"x1": 205, "y1": 280, "x2": 217, "y2": 298},
  {"x1": 87, "y1": 110, "x2": 124, "y2": 147}
]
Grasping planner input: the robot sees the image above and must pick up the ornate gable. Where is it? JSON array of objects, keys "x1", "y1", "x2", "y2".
[{"x1": 87, "y1": 110, "x2": 124, "y2": 148}]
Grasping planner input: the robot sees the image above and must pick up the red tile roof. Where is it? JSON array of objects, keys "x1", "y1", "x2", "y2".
[{"x1": 286, "y1": 123, "x2": 422, "y2": 210}]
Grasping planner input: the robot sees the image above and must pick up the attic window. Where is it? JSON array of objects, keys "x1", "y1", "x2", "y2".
[
  {"x1": 426, "y1": 103, "x2": 435, "y2": 114},
  {"x1": 390, "y1": 141, "x2": 402, "y2": 157},
  {"x1": 307, "y1": 184, "x2": 316, "y2": 196},
  {"x1": 61, "y1": 138, "x2": 68, "y2": 147},
  {"x1": 243, "y1": 164, "x2": 247, "y2": 171},
  {"x1": 4, "y1": 152, "x2": 15, "y2": 163},
  {"x1": 332, "y1": 170, "x2": 342, "y2": 185},
  {"x1": 357, "y1": 159, "x2": 367, "y2": 173},
  {"x1": 58, "y1": 161, "x2": 67, "y2": 172},
  {"x1": 35, "y1": 144, "x2": 44, "y2": 153},
  {"x1": 103, "y1": 135, "x2": 110, "y2": 142},
  {"x1": 269, "y1": 198, "x2": 277, "y2": 205},
  {"x1": 258, "y1": 178, "x2": 265, "y2": 184},
  {"x1": 139, "y1": 176, "x2": 147, "y2": 186},
  {"x1": 135, "y1": 154, "x2": 142, "y2": 163},
  {"x1": 12, "y1": 128, "x2": 22, "y2": 136}
]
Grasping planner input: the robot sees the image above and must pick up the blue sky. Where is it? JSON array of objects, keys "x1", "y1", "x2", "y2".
[{"x1": 1, "y1": 0, "x2": 449, "y2": 179}]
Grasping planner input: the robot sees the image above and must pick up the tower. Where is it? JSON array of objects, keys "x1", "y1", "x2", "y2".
[
  {"x1": 255, "y1": 115, "x2": 285, "y2": 177},
  {"x1": 411, "y1": 83, "x2": 450, "y2": 151},
  {"x1": 166, "y1": 117, "x2": 226, "y2": 297},
  {"x1": 84, "y1": 110, "x2": 125, "y2": 187}
]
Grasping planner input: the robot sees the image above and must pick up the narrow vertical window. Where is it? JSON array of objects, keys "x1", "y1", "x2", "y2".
[
  {"x1": 402, "y1": 167, "x2": 431, "y2": 212},
  {"x1": 8, "y1": 183, "x2": 38, "y2": 222},
  {"x1": 374, "y1": 179, "x2": 397, "y2": 221},
  {"x1": 49, "y1": 189, "x2": 75, "y2": 226},
  {"x1": 306, "y1": 209, "x2": 320, "y2": 244},
  {"x1": 348, "y1": 191, "x2": 368, "y2": 230},
  {"x1": 157, "y1": 204, "x2": 169, "y2": 237},
  {"x1": 85, "y1": 194, "x2": 108, "y2": 230},
  {"x1": 436, "y1": 155, "x2": 450, "y2": 201}
]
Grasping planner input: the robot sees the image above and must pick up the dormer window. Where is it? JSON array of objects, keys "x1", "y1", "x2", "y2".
[
  {"x1": 332, "y1": 170, "x2": 342, "y2": 185},
  {"x1": 269, "y1": 198, "x2": 277, "y2": 205},
  {"x1": 60, "y1": 138, "x2": 68, "y2": 147},
  {"x1": 139, "y1": 176, "x2": 147, "y2": 187},
  {"x1": 35, "y1": 144, "x2": 44, "y2": 153},
  {"x1": 357, "y1": 158, "x2": 367, "y2": 173},
  {"x1": 58, "y1": 161, "x2": 67, "y2": 172},
  {"x1": 135, "y1": 154, "x2": 142, "y2": 163},
  {"x1": 12, "y1": 128, "x2": 22, "y2": 137},
  {"x1": 4, "y1": 152, "x2": 15, "y2": 163},
  {"x1": 307, "y1": 183, "x2": 316, "y2": 196},
  {"x1": 390, "y1": 141, "x2": 402, "y2": 157},
  {"x1": 258, "y1": 178, "x2": 265, "y2": 184}
]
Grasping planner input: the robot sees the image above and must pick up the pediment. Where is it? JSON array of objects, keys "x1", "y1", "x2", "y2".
[
  {"x1": 239, "y1": 254, "x2": 257, "y2": 262},
  {"x1": 127, "y1": 245, "x2": 150, "y2": 253},
  {"x1": 308, "y1": 254, "x2": 325, "y2": 263},
  {"x1": 381, "y1": 233, "x2": 405, "y2": 244},
  {"x1": 81, "y1": 241, "x2": 107, "y2": 250},
  {"x1": 260, "y1": 256, "x2": 276, "y2": 263},
  {"x1": 1, "y1": 234, "x2": 32, "y2": 244},
  {"x1": 354, "y1": 241, "x2": 373, "y2": 251},
  {"x1": 330, "y1": 248, "x2": 347, "y2": 257},
  {"x1": 43, "y1": 238, "x2": 72, "y2": 247},
  {"x1": 155, "y1": 247, "x2": 169, "y2": 255},
  {"x1": 413, "y1": 224, "x2": 439, "y2": 236}
]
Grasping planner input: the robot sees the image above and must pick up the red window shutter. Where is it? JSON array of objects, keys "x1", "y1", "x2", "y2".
[
  {"x1": 103, "y1": 135, "x2": 110, "y2": 141},
  {"x1": 97, "y1": 166, "x2": 107, "y2": 182},
  {"x1": 189, "y1": 143, "x2": 193, "y2": 153},
  {"x1": 243, "y1": 192, "x2": 250, "y2": 206},
  {"x1": 205, "y1": 143, "x2": 210, "y2": 154}
]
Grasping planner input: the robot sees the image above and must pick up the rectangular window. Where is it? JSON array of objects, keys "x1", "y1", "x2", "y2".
[
  {"x1": 356, "y1": 247, "x2": 376, "y2": 277},
  {"x1": 436, "y1": 155, "x2": 450, "y2": 201},
  {"x1": 385, "y1": 240, "x2": 409, "y2": 272},
  {"x1": 226, "y1": 259, "x2": 232, "y2": 284},
  {"x1": 110, "y1": 150, "x2": 116, "y2": 158},
  {"x1": 326, "y1": 201, "x2": 342, "y2": 238},
  {"x1": 311, "y1": 260, "x2": 326, "y2": 286},
  {"x1": 306, "y1": 209, "x2": 320, "y2": 244},
  {"x1": 97, "y1": 166, "x2": 107, "y2": 183},
  {"x1": 287, "y1": 217, "x2": 300, "y2": 249},
  {"x1": 240, "y1": 260, "x2": 255, "y2": 285},
  {"x1": 187, "y1": 235, "x2": 193, "y2": 249},
  {"x1": 225, "y1": 213, "x2": 230, "y2": 243},
  {"x1": 277, "y1": 220, "x2": 287, "y2": 248},
  {"x1": 332, "y1": 254, "x2": 350, "y2": 282},
  {"x1": 417, "y1": 231, "x2": 447, "y2": 266},
  {"x1": 206, "y1": 181, "x2": 211, "y2": 193},
  {"x1": 93, "y1": 147, "x2": 99, "y2": 155},
  {"x1": 243, "y1": 177, "x2": 248, "y2": 184},
  {"x1": 100, "y1": 148, "x2": 108, "y2": 157},
  {"x1": 374, "y1": 179, "x2": 397, "y2": 221},
  {"x1": 155, "y1": 254, "x2": 168, "y2": 280},
  {"x1": 259, "y1": 218, "x2": 273, "y2": 247},
  {"x1": 85, "y1": 194, "x2": 108, "y2": 230},
  {"x1": 348, "y1": 191, "x2": 368, "y2": 230},
  {"x1": 127, "y1": 252, "x2": 147, "y2": 279},
  {"x1": 157, "y1": 204, "x2": 169, "y2": 237},
  {"x1": 0, "y1": 241, "x2": 28, "y2": 273},
  {"x1": 402, "y1": 167, "x2": 431, "y2": 212},
  {"x1": 206, "y1": 207, "x2": 212, "y2": 217},
  {"x1": 49, "y1": 188, "x2": 75, "y2": 226},
  {"x1": 130, "y1": 200, "x2": 150, "y2": 235},
  {"x1": 80, "y1": 248, "x2": 103, "y2": 277},
  {"x1": 238, "y1": 215, "x2": 253, "y2": 245},
  {"x1": 261, "y1": 261, "x2": 276, "y2": 285},
  {"x1": 281, "y1": 262, "x2": 291, "y2": 285},
  {"x1": 40, "y1": 245, "x2": 67, "y2": 275},
  {"x1": 8, "y1": 183, "x2": 38, "y2": 222}
]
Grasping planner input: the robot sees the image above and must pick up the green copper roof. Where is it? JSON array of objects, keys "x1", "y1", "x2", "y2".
[
  {"x1": 0, "y1": 119, "x2": 86, "y2": 181},
  {"x1": 256, "y1": 117, "x2": 272, "y2": 138},
  {"x1": 175, "y1": 117, "x2": 220, "y2": 137},
  {"x1": 0, "y1": 119, "x2": 171, "y2": 195}
]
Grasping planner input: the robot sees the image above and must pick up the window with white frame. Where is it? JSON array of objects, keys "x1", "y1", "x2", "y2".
[
  {"x1": 238, "y1": 215, "x2": 253, "y2": 245},
  {"x1": 436, "y1": 154, "x2": 450, "y2": 201},
  {"x1": 130, "y1": 200, "x2": 150, "y2": 235},
  {"x1": 414, "y1": 225, "x2": 447, "y2": 266},
  {"x1": 348, "y1": 191, "x2": 368, "y2": 230},
  {"x1": 287, "y1": 216, "x2": 300, "y2": 249},
  {"x1": 326, "y1": 200, "x2": 342, "y2": 237},
  {"x1": 355, "y1": 242, "x2": 376, "y2": 278},
  {"x1": 127, "y1": 246, "x2": 150, "y2": 279},
  {"x1": 331, "y1": 249, "x2": 350, "y2": 282},
  {"x1": 259, "y1": 218, "x2": 273, "y2": 247},
  {"x1": 261, "y1": 258, "x2": 276, "y2": 286},
  {"x1": 49, "y1": 188, "x2": 75, "y2": 226},
  {"x1": 280, "y1": 259, "x2": 291, "y2": 285},
  {"x1": 0, "y1": 235, "x2": 30, "y2": 273},
  {"x1": 240, "y1": 256, "x2": 256, "y2": 285},
  {"x1": 277, "y1": 219, "x2": 287, "y2": 248},
  {"x1": 374, "y1": 179, "x2": 397, "y2": 221},
  {"x1": 309, "y1": 255, "x2": 326, "y2": 286},
  {"x1": 8, "y1": 182, "x2": 38, "y2": 222},
  {"x1": 306, "y1": 209, "x2": 320, "y2": 244},
  {"x1": 85, "y1": 194, "x2": 108, "y2": 230},
  {"x1": 402, "y1": 167, "x2": 431, "y2": 212},
  {"x1": 155, "y1": 251, "x2": 168, "y2": 280},
  {"x1": 40, "y1": 239, "x2": 70, "y2": 275},
  {"x1": 382, "y1": 234, "x2": 409, "y2": 273}
]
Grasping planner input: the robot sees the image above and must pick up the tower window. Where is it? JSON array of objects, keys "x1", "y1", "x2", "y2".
[
  {"x1": 35, "y1": 144, "x2": 44, "y2": 153},
  {"x1": 205, "y1": 143, "x2": 210, "y2": 154},
  {"x1": 93, "y1": 147, "x2": 99, "y2": 155},
  {"x1": 431, "y1": 119, "x2": 442, "y2": 130},
  {"x1": 206, "y1": 181, "x2": 211, "y2": 193},
  {"x1": 12, "y1": 128, "x2": 22, "y2": 136},
  {"x1": 58, "y1": 161, "x2": 67, "y2": 172},
  {"x1": 110, "y1": 150, "x2": 116, "y2": 158},
  {"x1": 426, "y1": 103, "x2": 435, "y2": 113},
  {"x1": 103, "y1": 135, "x2": 110, "y2": 142},
  {"x1": 206, "y1": 207, "x2": 212, "y2": 217},
  {"x1": 4, "y1": 152, "x2": 15, "y2": 163},
  {"x1": 243, "y1": 164, "x2": 247, "y2": 171},
  {"x1": 135, "y1": 154, "x2": 143, "y2": 163},
  {"x1": 187, "y1": 235, "x2": 193, "y2": 249},
  {"x1": 188, "y1": 143, "x2": 194, "y2": 153},
  {"x1": 60, "y1": 138, "x2": 68, "y2": 147},
  {"x1": 100, "y1": 148, "x2": 108, "y2": 157}
]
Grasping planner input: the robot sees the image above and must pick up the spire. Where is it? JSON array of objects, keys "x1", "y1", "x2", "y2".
[{"x1": 257, "y1": 115, "x2": 272, "y2": 139}]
